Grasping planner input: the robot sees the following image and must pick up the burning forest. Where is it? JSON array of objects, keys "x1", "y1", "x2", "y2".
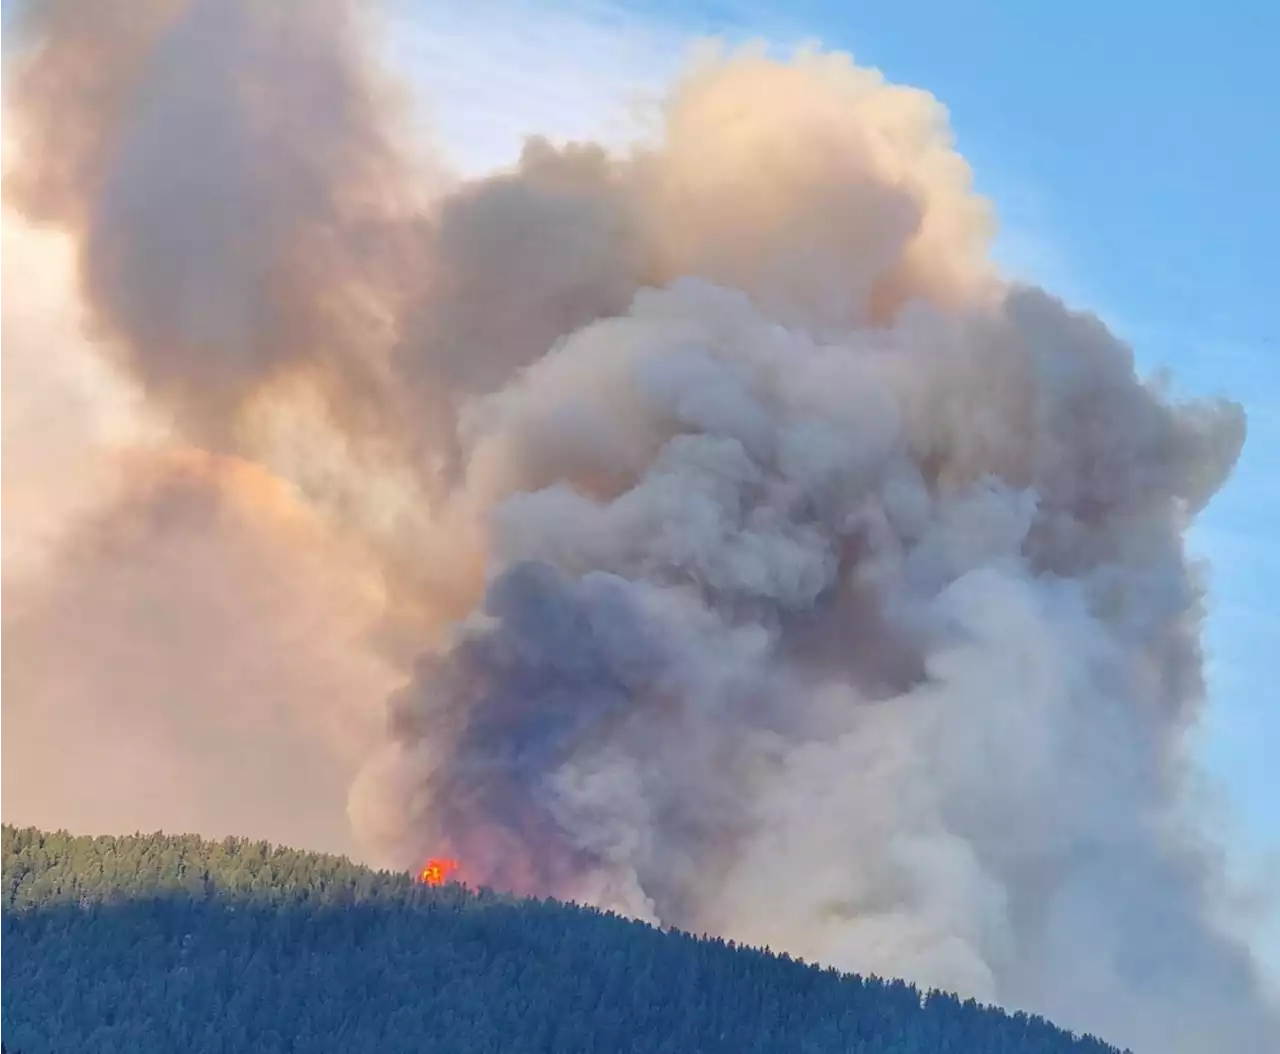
[{"x1": 2, "y1": 2, "x2": 1275, "y2": 1052}]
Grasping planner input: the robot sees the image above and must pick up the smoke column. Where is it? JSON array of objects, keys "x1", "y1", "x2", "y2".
[{"x1": 2, "y1": 2, "x2": 1274, "y2": 1050}]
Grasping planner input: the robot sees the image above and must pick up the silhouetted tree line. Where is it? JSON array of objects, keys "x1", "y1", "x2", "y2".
[{"x1": 2, "y1": 825, "x2": 1129, "y2": 1053}]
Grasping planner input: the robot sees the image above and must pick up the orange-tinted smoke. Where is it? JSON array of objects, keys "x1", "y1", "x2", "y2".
[{"x1": 0, "y1": 444, "x2": 399, "y2": 856}]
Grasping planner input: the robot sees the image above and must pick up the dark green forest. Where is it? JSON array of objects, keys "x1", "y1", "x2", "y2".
[{"x1": 2, "y1": 825, "x2": 1127, "y2": 1053}]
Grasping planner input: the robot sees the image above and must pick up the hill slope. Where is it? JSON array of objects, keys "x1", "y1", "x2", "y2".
[{"x1": 1, "y1": 826, "x2": 1125, "y2": 1053}]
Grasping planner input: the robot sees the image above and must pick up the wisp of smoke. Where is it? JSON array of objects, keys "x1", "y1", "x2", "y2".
[{"x1": 3, "y1": 2, "x2": 1274, "y2": 1050}]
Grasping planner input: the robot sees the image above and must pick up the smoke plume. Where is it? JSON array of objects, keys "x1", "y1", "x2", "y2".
[
  {"x1": 3, "y1": 2, "x2": 1273, "y2": 1050},
  {"x1": 2, "y1": 446, "x2": 396, "y2": 855}
]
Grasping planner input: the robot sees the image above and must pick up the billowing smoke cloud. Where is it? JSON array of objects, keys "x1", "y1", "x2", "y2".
[
  {"x1": 3, "y1": 0, "x2": 429, "y2": 444},
  {"x1": 2, "y1": 0, "x2": 420, "y2": 855},
  {"x1": 3, "y1": 2, "x2": 1273, "y2": 1051}
]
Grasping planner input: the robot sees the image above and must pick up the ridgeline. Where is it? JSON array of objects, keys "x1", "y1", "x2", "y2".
[{"x1": 1, "y1": 825, "x2": 1126, "y2": 1053}]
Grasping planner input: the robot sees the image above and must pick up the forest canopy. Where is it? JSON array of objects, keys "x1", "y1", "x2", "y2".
[{"x1": 2, "y1": 825, "x2": 1128, "y2": 1053}]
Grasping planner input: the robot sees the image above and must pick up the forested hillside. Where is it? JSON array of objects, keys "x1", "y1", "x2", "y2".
[{"x1": 2, "y1": 826, "x2": 1126, "y2": 1053}]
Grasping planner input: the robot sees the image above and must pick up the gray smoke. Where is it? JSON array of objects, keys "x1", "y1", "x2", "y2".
[
  {"x1": 353, "y1": 278, "x2": 1264, "y2": 1052},
  {"x1": 3, "y1": 5, "x2": 1273, "y2": 1051}
]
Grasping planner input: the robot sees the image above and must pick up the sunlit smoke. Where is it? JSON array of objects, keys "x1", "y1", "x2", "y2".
[{"x1": 2, "y1": 2, "x2": 1274, "y2": 1051}]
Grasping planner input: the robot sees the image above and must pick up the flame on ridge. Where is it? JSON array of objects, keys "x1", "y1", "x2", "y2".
[{"x1": 417, "y1": 857, "x2": 460, "y2": 887}]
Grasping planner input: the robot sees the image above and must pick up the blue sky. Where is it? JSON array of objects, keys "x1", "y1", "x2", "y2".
[{"x1": 393, "y1": 0, "x2": 1277, "y2": 962}]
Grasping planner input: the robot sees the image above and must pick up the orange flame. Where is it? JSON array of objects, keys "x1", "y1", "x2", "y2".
[{"x1": 417, "y1": 857, "x2": 460, "y2": 887}]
